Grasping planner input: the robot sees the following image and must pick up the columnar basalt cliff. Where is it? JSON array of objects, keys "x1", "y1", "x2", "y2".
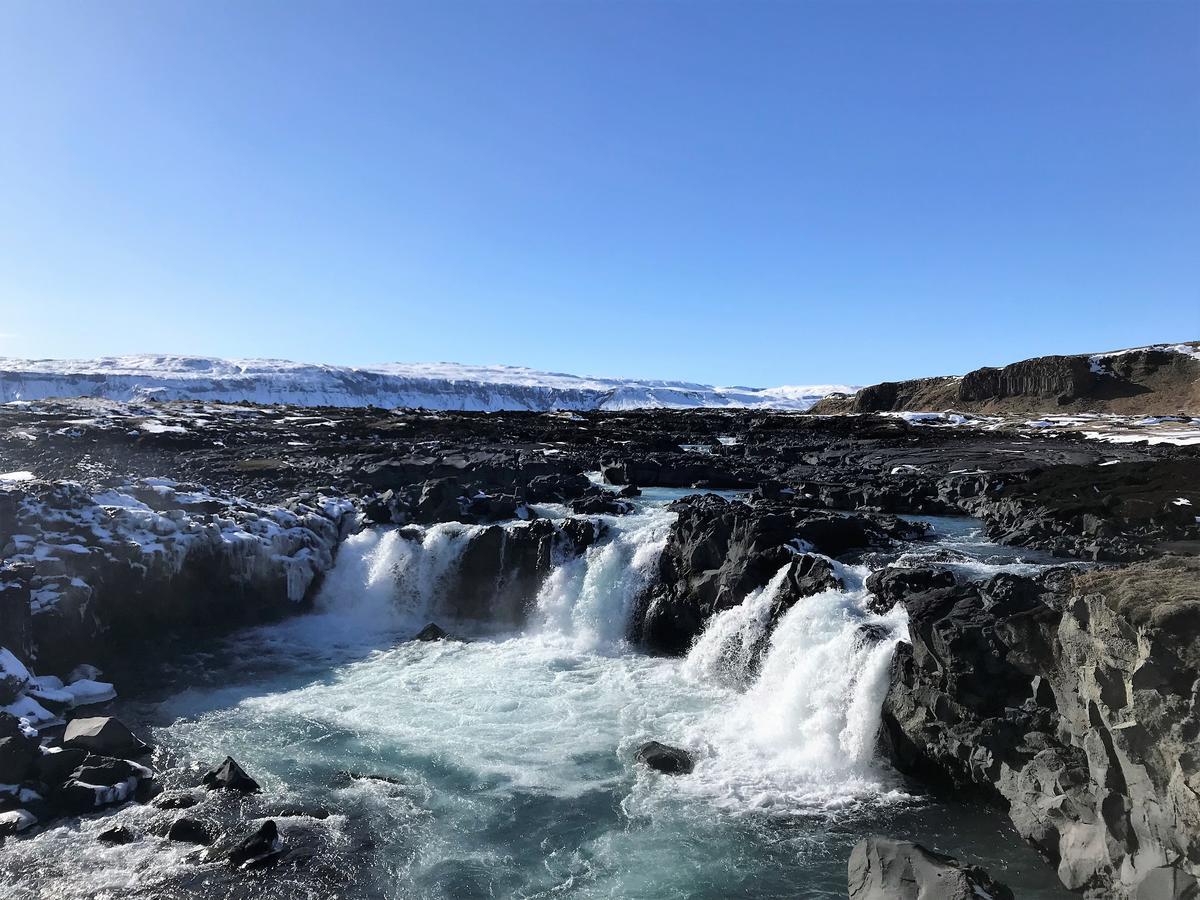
[{"x1": 812, "y1": 343, "x2": 1200, "y2": 416}]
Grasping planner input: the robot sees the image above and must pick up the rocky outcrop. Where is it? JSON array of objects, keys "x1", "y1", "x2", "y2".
[
  {"x1": 812, "y1": 343, "x2": 1200, "y2": 416},
  {"x1": 443, "y1": 517, "x2": 602, "y2": 624},
  {"x1": 631, "y1": 494, "x2": 920, "y2": 654},
  {"x1": 0, "y1": 479, "x2": 353, "y2": 673},
  {"x1": 959, "y1": 355, "x2": 1095, "y2": 404},
  {"x1": 961, "y1": 459, "x2": 1200, "y2": 561},
  {"x1": 880, "y1": 559, "x2": 1200, "y2": 898},
  {"x1": 847, "y1": 836, "x2": 1014, "y2": 900}
]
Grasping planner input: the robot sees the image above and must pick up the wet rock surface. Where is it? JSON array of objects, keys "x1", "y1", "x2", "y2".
[
  {"x1": 631, "y1": 493, "x2": 920, "y2": 654},
  {"x1": 847, "y1": 835, "x2": 1015, "y2": 900},
  {"x1": 634, "y1": 741, "x2": 695, "y2": 775}
]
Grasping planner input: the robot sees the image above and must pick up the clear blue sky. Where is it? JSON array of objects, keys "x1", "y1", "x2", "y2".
[{"x1": 1, "y1": 1, "x2": 1197, "y2": 386}]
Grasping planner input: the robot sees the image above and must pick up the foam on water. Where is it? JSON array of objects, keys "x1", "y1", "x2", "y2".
[{"x1": 1, "y1": 501, "x2": 1073, "y2": 899}]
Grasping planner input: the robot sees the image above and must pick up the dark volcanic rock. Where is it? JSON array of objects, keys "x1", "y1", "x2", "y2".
[
  {"x1": 962, "y1": 458, "x2": 1200, "y2": 561},
  {"x1": 879, "y1": 559, "x2": 1200, "y2": 898},
  {"x1": 0, "y1": 734, "x2": 37, "y2": 784},
  {"x1": 62, "y1": 717, "x2": 149, "y2": 757},
  {"x1": 414, "y1": 622, "x2": 450, "y2": 641},
  {"x1": 526, "y1": 472, "x2": 592, "y2": 503},
  {"x1": 959, "y1": 355, "x2": 1095, "y2": 404},
  {"x1": 570, "y1": 493, "x2": 634, "y2": 516},
  {"x1": 153, "y1": 790, "x2": 200, "y2": 810},
  {"x1": 444, "y1": 518, "x2": 596, "y2": 624},
  {"x1": 202, "y1": 756, "x2": 261, "y2": 794},
  {"x1": 864, "y1": 566, "x2": 956, "y2": 614},
  {"x1": 97, "y1": 825, "x2": 136, "y2": 845},
  {"x1": 634, "y1": 741, "x2": 694, "y2": 775},
  {"x1": 632, "y1": 495, "x2": 895, "y2": 654},
  {"x1": 225, "y1": 820, "x2": 283, "y2": 869},
  {"x1": 847, "y1": 836, "x2": 1014, "y2": 900},
  {"x1": 168, "y1": 815, "x2": 217, "y2": 845}
]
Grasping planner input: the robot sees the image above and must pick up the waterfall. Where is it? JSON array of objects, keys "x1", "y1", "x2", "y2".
[
  {"x1": 676, "y1": 564, "x2": 910, "y2": 813},
  {"x1": 309, "y1": 505, "x2": 675, "y2": 643},
  {"x1": 681, "y1": 563, "x2": 794, "y2": 687},
  {"x1": 310, "y1": 522, "x2": 481, "y2": 632},
  {"x1": 532, "y1": 505, "x2": 674, "y2": 649}
]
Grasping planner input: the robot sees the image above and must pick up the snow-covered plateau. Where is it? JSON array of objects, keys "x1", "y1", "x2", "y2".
[{"x1": 0, "y1": 355, "x2": 855, "y2": 412}]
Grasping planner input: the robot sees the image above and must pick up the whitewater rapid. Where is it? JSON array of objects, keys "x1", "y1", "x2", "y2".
[{"x1": 0, "y1": 494, "x2": 1072, "y2": 899}]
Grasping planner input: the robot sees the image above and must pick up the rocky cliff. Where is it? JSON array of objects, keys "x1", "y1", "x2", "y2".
[
  {"x1": 879, "y1": 559, "x2": 1200, "y2": 898},
  {"x1": 812, "y1": 343, "x2": 1200, "y2": 415}
]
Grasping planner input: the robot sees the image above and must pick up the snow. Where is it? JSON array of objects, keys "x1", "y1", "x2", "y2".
[
  {"x1": 1088, "y1": 342, "x2": 1200, "y2": 375},
  {"x1": 64, "y1": 679, "x2": 118, "y2": 706},
  {"x1": 0, "y1": 470, "x2": 35, "y2": 482},
  {"x1": 0, "y1": 648, "x2": 31, "y2": 689},
  {"x1": 0, "y1": 354, "x2": 856, "y2": 412}
]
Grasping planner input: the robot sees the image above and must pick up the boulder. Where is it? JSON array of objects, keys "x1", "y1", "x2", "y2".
[
  {"x1": 225, "y1": 820, "x2": 283, "y2": 869},
  {"x1": 202, "y1": 756, "x2": 261, "y2": 794},
  {"x1": 168, "y1": 815, "x2": 216, "y2": 845},
  {"x1": 62, "y1": 717, "x2": 149, "y2": 757},
  {"x1": 97, "y1": 825, "x2": 136, "y2": 845},
  {"x1": 0, "y1": 717, "x2": 38, "y2": 784},
  {"x1": 847, "y1": 836, "x2": 1014, "y2": 900},
  {"x1": 33, "y1": 747, "x2": 90, "y2": 786},
  {"x1": 634, "y1": 741, "x2": 694, "y2": 775},
  {"x1": 53, "y1": 776, "x2": 139, "y2": 814},
  {"x1": 0, "y1": 808, "x2": 37, "y2": 835}
]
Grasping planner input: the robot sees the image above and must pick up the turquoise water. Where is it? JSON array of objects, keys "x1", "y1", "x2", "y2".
[{"x1": 1, "y1": 498, "x2": 1071, "y2": 898}]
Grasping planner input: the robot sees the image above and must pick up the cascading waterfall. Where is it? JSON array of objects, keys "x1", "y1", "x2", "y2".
[
  {"x1": 675, "y1": 561, "x2": 911, "y2": 814},
  {"x1": 532, "y1": 504, "x2": 674, "y2": 649},
  {"x1": 306, "y1": 521, "x2": 483, "y2": 634},
  {"x1": 681, "y1": 563, "x2": 795, "y2": 687},
  {"x1": 2, "y1": 498, "x2": 1070, "y2": 900}
]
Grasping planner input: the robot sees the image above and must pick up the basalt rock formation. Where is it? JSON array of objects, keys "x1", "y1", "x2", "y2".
[
  {"x1": 630, "y1": 493, "x2": 921, "y2": 654},
  {"x1": 879, "y1": 559, "x2": 1200, "y2": 898},
  {"x1": 812, "y1": 343, "x2": 1200, "y2": 416}
]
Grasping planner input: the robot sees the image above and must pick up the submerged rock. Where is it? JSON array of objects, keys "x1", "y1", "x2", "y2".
[
  {"x1": 847, "y1": 836, "x2": 1014, "y2": 900},
  {"x1": 152, "y1": 790, "x2": 200, "y2": 810},
  {"x1": 62, "y1": 717, "x2": 149, "y2": 757},
  {"x1": 168, "y1": 815, "x2": 216, "y2": 845},
  {"x1": 634, "y1": 741, "x2": 694, "y2": 775},
  {"x1": 202, "y1": 756, "x2": 261, "y2": 794},
  {"x1": 97, "y1": 825, "x2": 136, "y2": 845}
]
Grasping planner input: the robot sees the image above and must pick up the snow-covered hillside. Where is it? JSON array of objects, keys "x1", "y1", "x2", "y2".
[{"x1": 0, "y1": 356, "x2": 854, "y2": 412}]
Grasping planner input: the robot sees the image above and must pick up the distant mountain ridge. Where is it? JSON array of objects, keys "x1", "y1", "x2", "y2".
[
  {"x1": 0, "y1": 355, "x2": 855, "y2": 412},
  {"x1": 810, "y1": 342, "x2": 1200, "y2": 416}
]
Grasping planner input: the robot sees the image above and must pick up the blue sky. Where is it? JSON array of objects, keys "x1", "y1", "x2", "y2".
[{"x1": 1, "y1": 1, "x2": 1196, "y2": 386}]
